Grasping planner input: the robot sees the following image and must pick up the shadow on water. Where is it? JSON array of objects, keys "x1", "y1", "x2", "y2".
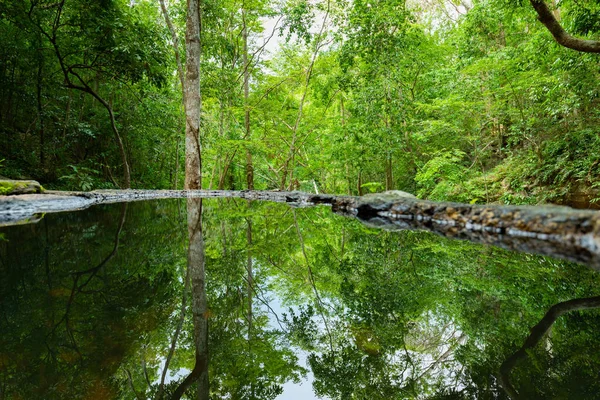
[{"x1": 1, "y1": 199, "x2": 600, "y2": 399}]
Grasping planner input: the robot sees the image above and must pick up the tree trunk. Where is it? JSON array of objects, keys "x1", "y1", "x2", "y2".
[
  {"x1": 243, "y1": 10, "x2": 254, "y2": 190},
  {"x1": 169, "y1": 2, "x2": 208, "y2": 399},
  {"x1": 184, "y1": 0, "x2": 202, "y2": 190}
]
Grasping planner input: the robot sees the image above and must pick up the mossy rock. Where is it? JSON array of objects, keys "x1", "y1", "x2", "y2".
[{"x1": 0, "y1": 180, "x2": 44, "y2": 195}]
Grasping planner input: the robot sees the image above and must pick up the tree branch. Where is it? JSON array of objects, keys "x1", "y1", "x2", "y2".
[{"x1": 530, "y1": 0, "x2": 600, "y2": 53}]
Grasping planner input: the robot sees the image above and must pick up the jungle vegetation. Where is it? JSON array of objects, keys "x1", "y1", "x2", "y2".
[
  {"x1": 2, "y1": 2, "x2": 600, "y2": 399},
  {"x1": 1, "y1": 0, "x2": 599, "y2": 207}
]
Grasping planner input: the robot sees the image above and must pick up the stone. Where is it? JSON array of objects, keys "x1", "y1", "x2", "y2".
[{"x1": 0, "y1": 180, "x2": 44, "y2": 195}]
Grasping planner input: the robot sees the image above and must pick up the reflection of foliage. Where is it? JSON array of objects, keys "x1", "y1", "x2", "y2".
[
  {"x1": 0, "y1": 201, "x2": 183, "y2": 399},
  {"x1": 254, "y1": 204, "x2": 600, "y2": 399},
  {"x1": 2, "y1": 200, "x2": 600, "y2": 399}
]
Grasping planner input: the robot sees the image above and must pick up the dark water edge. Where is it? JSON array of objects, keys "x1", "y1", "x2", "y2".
[{"x1": 1, "y1": 199, "x2": 600, "y2": 399}]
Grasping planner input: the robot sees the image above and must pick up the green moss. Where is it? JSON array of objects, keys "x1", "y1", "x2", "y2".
[
  {"x1": 0, "y1": 181, "x2": 17, "y2": 195},
  {"x1": 0, "y1": 180, "x2": 43, "y2": 195}
]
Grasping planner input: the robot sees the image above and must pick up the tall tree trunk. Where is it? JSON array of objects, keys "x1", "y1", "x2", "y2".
[
  {"x1": 36, "y1": 43, "x2": 45, "y2": 170},
  {"x1": 184, "y1": 0, "x2": 202, "y2": 190},
  {"x1": 170, "y1": 2, "x2": 207, "y2": 399},
  {"x1": 242, "y1": 9, "x2": 254, "y2": 190}
]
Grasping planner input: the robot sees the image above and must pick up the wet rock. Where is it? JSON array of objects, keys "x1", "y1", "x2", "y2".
[{"x1": 331, "y1": 195, "x2": 600, "y2": 270}]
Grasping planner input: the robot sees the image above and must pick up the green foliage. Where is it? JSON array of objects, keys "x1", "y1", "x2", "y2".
[
  {"x1": 59, "y1": 165, "x2": 101, "y2": 191},
  {"x1": 2, "y1": 0, "x2": 598, "y2": 202},
  {"x1": 415, "y1": 150, "x2": 467, "y2": 200},
  {"x1": 280, "y1": 0, "x2": 316, "y2": 44}
]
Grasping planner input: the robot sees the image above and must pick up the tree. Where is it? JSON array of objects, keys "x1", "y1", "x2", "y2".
[
  {"x1": 23, "y1": 0, "x2": 154, "y2": 188},
  {"x1": 184, "y1": 0, "x2": 203, "y2": 190}
]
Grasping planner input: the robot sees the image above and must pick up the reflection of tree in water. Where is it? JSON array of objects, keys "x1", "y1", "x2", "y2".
[
  {"x1": 0, "y1": 202, "x2": 180, "y2": 399},
  {"x1": 3, "y1": 201, "x2": 600, "y2": 399},
  {"x1": 499, "y1": 296, "x2": 600, "y2": 400},
  {"x1": 157, "y1": 199, "x2": 303, "y2": 400},
  {"x1": 169, "y1": 198, "x2": 208, "y2": 400},
  {"x1": 53, "y1": 203, "x2": 128, "y2": 361}
]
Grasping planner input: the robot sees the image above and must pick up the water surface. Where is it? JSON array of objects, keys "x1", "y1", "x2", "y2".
[{"x1": 1, "y1": 199, "x2": 600, "y2": 399}]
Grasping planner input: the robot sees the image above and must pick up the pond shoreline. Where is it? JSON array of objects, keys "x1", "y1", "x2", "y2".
[
  {"x1": 2, "y1": 189, "x2": 600, "y2": 269},
  {"x1": 0, "y1": 189, "x2": 336, "y2": 223}
]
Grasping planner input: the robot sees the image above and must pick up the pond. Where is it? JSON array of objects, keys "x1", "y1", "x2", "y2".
[{"x1": 1, "y1": 198, "x2": 600, "y2": 399}]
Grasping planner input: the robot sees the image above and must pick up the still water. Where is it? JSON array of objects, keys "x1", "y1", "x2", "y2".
[{"x1": 1, "y1": 199, "x2": 600, "y2": 399}]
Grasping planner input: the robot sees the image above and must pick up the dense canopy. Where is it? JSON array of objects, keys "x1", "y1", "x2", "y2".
[{"x1": 0, "y1": 0, "x2": 599, "y2": 207}]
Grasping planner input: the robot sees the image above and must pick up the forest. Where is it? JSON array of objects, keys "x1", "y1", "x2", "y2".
[
  {"x1": 1, "y1": 0, "x2": 599, "y2": 206},
  {"x1": 2, "y1": 1, "x2": 600, "y2": 400}
]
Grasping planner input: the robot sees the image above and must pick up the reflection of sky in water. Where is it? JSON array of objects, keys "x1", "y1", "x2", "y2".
[
  {"x1": 267, "y1": 295, "x2": 318, "y2": 399},
  {"x1": 280, "y1": 351, "x2": 318, "y2": 400},
  {"x1": 264, "y1": 270, "x2": 467, "y2": 398}
]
